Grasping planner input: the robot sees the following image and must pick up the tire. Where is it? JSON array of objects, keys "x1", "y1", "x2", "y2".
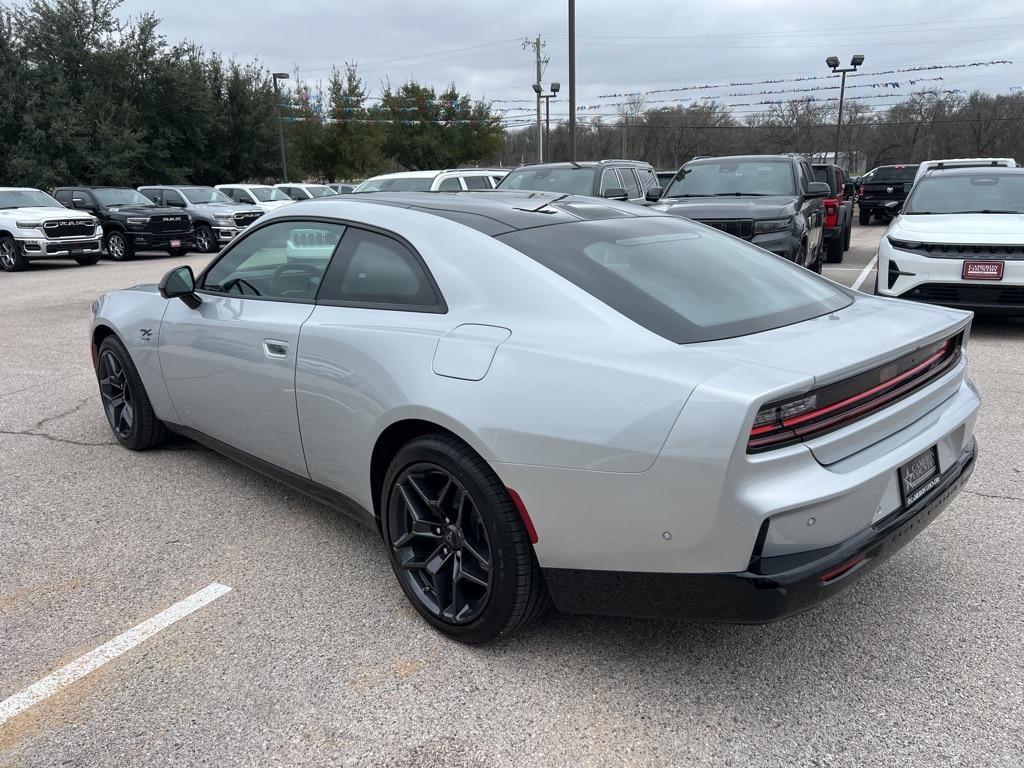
[
  {"x1": 859, "y1": 207, "x2": 871, "y2": 225},
  {"x1": 825, "y1": 234, "x2": 844, "y2": 264},
  {"x1": 843, "y1": 219, "x2": 852, "y2": 251},
  {"x1": 0, "y1": 235, "x2": 27, "y2": 272},
  {"x1": 381, "y1": 433, "x2": 549, "y2": 644},
  {"x1": 193, "y1": 224, "x2": 217, "y2": 253},
  {"x1": 96, "y1": 335, "x2": 168, "y2": 451},
  {"x1": 105, "y1": 230, "x2": 134, "y2": 261},
  {"x1": 75, "y1": 253, "x2": 101, "y2": 266},
  {"x1": 167, "y1": 247, "x2": 190, "y2": 257}
]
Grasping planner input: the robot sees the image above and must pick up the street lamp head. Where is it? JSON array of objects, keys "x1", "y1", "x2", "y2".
[
  {"x1": 825, "y1": 56, "x2": 840, "y2": 70},
  {"x1": 850, "y1": 54, "x2": 865, "y2": 67},
  {"x1": 272, "y1": 72, "x2": 290, "y2": 80},
  {"x1": 532, "y1": 83, "x2": 542, "y2": 94},
  {"x1": 550, "y1": 82, "x2": 561, "y2": 94}
]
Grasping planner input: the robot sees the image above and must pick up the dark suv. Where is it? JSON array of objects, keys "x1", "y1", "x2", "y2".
[
  {"x1": 811, "y1": 163, "x2": 854, "y2": 263},
  {"x1": 649, "y1": 154, "x2": 829, "y2": 271},
  {"x1": 53, "y1": 186, "x2": 193, "y2": 260},
  {"x1": 496, "y1": 160, "x2": 660, "y2": 203},
  {"x1": 858, "y1": 164, "x2": 919, "y2": 224}
]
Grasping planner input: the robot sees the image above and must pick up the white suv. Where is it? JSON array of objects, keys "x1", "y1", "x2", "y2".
[
  {"x1": 216, "y1": 184, "x2": 295, "y2": 212},
  {"x1": 0, "y1": 187, "x2": 103, "y2": 272},
  {"x1": 876, "y1": 165, "x2": 1024, "y2": 313},
  {"x1": 913, "y1": 158, "x2": 1016, "y2": 186},
  {"x1": 354, "y1": 169, "x2": 508, "y2": 193},
  {"x1": 274, "y1": 183, "x2": 338, "y2": 201}
]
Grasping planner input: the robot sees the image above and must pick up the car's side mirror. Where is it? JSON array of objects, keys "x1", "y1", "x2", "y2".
[
  {"x1": 166, "y1": 198, "x2": 186, "y2": 208},
  {"x1": 645, "y1": 186, "x2": 664, "y2": 202},
  {"x1": 159, "y1": 265, "x2": 201, "y2": 309},
  {"x1": 807, "y1": 181, "x2": 830, "y2": 198},
  {"x1": 72, "y1": 198, "x2": 95, "y2": 211},
  {"x1": 884, "y1": 200, "x2": 902, "y2": 213},
  {"x1": 603, "y1": 187, "x2": 628, "y2": 201}
]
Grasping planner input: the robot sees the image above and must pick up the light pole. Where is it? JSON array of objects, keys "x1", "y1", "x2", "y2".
[
  {"x1": 568, "y1": 0, "x2": 576, "y2": 162},
  {"x1": 826, "y1": 54, "x2": 864, "y2": 165},
  {"x1": 272, "y1": 72, "x2": 290, "y2": 182},
  {"x1": 539, "y1": 82, "x2": 560, "y2": 162}
]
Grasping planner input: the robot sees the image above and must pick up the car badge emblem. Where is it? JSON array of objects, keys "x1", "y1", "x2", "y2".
[{"x1": 886, "y1": 186, "x2": 894, "y2": 194}]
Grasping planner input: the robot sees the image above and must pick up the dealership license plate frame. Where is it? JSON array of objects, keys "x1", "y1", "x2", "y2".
[
  {"x1": 170, "y1": 239, "x2": 181, "y2": 249},
  {"x1": 899, "y1": 446, "x2": 942, "y2": 507},
  {"x1": 962, "y1": 260, "x2": 1004, "y2": 281}
]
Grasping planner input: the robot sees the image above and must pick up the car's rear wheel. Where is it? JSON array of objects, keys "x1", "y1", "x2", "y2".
[
  {"x1": 106, "y1": 231, "x2": 134, "y2": 261},
  {"x1": 859, "y1": 207, "x2": 870, "y2": 225},
  {"x1": 381, "y1": 433, "x2": 549, "y2": 644},
  {"x1": 96, "y1": 336, "x2": 167, "y2": 450},
  {"x1": 193, "y1": 224, "x2": 216, "y2": 253},
  {"x1": 0, "y1": 236, "x2": 27, "y2": 272},
  {"x1": 826, "y1": 234, "x2": 844, "y2": 263},
  {"x1": 843, "y1": 218, "x2": 852, "y2": 251}
]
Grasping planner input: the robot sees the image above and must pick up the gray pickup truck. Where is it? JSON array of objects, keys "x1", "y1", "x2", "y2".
[{"x1": 137, "y1": 185, "x2": 264, "y2": 252}]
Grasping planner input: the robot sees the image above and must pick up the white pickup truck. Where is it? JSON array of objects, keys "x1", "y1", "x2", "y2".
[{"x1": 0, "y1": 187, "x2": 103, "y2": 272}]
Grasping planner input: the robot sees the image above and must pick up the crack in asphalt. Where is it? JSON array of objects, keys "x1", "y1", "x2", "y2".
[
  {"x1": 0, "y1": 397, "x2": 115, "y2": 447},
  {"x1": 964, "y1": 489, "x2": 1024, "y2": 503},
  {"x1": 0, "y1": 383, "x2": 42, "y2": 400}
]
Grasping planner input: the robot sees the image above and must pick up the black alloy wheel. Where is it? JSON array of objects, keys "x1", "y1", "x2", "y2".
[
  {"x1": 193, "y1": 224, "x2": 216, "y2": 253},
  {"x1": 382, "y1": 433, "x2": 549, "y2": 643},
  {"x1": 388, "y1": 463, "x2": 493, "y2": 624},
  {"x1": 0, "y1": 236, "x2": 26, "y2": 272},
  {"x1": 95, "y1": 336, "x2": 167, "y2": 450}
]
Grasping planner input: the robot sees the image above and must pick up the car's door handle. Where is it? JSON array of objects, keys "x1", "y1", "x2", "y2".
[{"x1": 263, "y1": 339, "x2": 289, "y2": 359}]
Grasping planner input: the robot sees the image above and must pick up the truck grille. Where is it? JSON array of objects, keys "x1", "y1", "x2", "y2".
[
  {"x1": 149, "y1": 214, "x2": 191, "y2": 234},
  {"x1": 695, "y1": 219, "x2": 754, "y2": 240},
  {"x1": 233, "y1": 211, "x2": 263, "y2": 227},
  {"x1": 43, "y1": 219, "x2": 95, "y2": 238}
]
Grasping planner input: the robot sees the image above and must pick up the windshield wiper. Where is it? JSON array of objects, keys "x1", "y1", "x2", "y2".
[
  {"x1": 945, "y1": 209, "x2": 1020, "y2": 215},
  {"x1": 711, "y1": 192, "x2": 773, "y2": 197},
  {"x1": 662, "y1": 193, "x2": 709, "y2": 198}
]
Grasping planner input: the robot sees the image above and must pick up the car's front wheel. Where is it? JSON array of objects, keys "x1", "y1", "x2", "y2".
[
  {"x1": 96, "y1": 336, "x2": 168, "y2": 450},
  {"x1": 0, "y1": 236, "x2": 27, "y2": 272},
  {"x1": 106, "y1": 231, "x2": 134, "y2": 261},
  {"x1": 193, "y1": 224, "x2": 217, "y2": 253},
  {"x1": 859, "y1": 208, "x2": 871, "y2": 225},
  {"x1": 381, "y1": 433, "x2": 549, "y2": 643}
]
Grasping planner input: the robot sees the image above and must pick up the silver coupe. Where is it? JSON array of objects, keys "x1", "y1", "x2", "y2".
[{"x1": 91, "y1": 192, "x2": 980, "y2": 643}]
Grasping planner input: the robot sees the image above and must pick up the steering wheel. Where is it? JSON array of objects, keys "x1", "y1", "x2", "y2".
[
  {"x1": 222, "y1": 277, "x2": 261, "y2": 296},
  {"x1": 270, "y1": 263, "x2": 323, "y2": 298}
]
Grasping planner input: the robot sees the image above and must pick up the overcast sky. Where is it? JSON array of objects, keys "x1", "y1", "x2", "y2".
[{"x1": 117, "y1": 0, "x2": 1024, "y2": 127}]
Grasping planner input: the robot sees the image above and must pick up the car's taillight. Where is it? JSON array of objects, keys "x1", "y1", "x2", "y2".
[
  {"x1": 823, "y1": 199, "x2": 839, "y2": 228},
  {"x1": 748, "y1": 336, "x2": 959, "y2": 452},
  {"x1": 858, "y1": 185, "x2": 865, "y2": 197}
]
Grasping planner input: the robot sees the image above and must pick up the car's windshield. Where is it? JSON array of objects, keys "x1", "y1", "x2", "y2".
[
  {"x1": 870, "y1": 166, "x2": 918, "y2": 182},
  {"x1": 305, "y1": 185, "x2": 337, "y2": 198},
  {"x1": 904, "y1": 172, "x2": 1024, "y2": 214},
  {"x1": 0, "y1": 189, "x2": 62, "y2": 209},
  {"x1": 182, "y1": 187, "x2": 233, "y2": 204},
  {"x1": 354, "y1": 177, "x2": 434, "y2": 193},
  {"x1": 93, "y1": 188, "x2": 154, "y2": 207},
  {"x1": 251, "y1": 187, "x2": 291, "y2": 202},
  {"x1": 665, "y1": 160, "x2": 796, "y2": 197},
  {"x1": 498, "y1": 216, "x2": 851, "y2": 343},
  {"x1": 498, "y1": 166, "x2": 596, "y2": 195}
]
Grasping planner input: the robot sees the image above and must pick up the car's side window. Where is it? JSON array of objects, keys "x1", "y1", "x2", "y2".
[
  {"x1": 799, "y1": 162, "x2": 811, "y2": 193},
  {"x1": 55, "y1": 189, "x2": 72, "y2": 206},
  {"x1": 463, "y1": 175, "x2": 489, "y2": 190},
  {"x1": 200, "y1": 220, "x2": 347, "y2": 302},
  {"x1": 599, "y1": 169, "x2": 621, "y2": 194},
  {"x1": 163, "y1": 189, "x2": 185, "y2": 207},
  {"x1": 437, "y1": 177, "x2": 461, "y2": 191},
  {"x1": 638, "y1": 168, "x2": 658, "y2": 190},
  {"x1": 139, "y1": 188, "x2": 162, "y2": 204},
  {"x1": 620, "y1": 168, "x2": 642, "y2": 199},
  {"x1": 318, "y1": 227, "x2": 442, "y2": 310}
]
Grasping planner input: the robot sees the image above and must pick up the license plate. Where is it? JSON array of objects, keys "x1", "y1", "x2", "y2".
[
  {"x1": 899, "y1": 447, "x2": 941, "y2": 507},
  {"x1": 962, "y1": 261, "x2": 1003, "y2": 280},
  {"x1": 170, "y1": 239, "x2": 181, "y2": 248}
]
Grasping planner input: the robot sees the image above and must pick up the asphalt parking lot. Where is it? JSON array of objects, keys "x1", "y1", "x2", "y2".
[{"x1": 1, "y1": 224, "x2": 1022, "y2": 767}]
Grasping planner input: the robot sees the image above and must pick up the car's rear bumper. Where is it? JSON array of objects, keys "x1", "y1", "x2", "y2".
[{"x1": 543, "y1": 437, "x2": 976, "y2": 622}]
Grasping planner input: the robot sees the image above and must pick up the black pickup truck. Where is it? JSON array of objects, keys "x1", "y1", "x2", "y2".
[
  {"x1": 857, "y1": 165, "x2": 919, "y2": 224},
  {"x1": 53, "y1": 186, "x2": 194, "y2": 260}
]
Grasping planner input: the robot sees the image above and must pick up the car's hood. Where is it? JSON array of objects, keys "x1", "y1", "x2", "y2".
[
  {"x1": 893, "y1": 213, "x2": 1024, "y2": 242},
  {"x1": 126, "y1": 283, "x2": 160, "y2": 293},
  {"x1": 107, "y1": 205, "x2": 187, "y2": 217},
  {"x1": 190, "y1": 202, "x2": 250, "y2": 214},
  {"x1": 257, "y1": 201, "x2": 293, "y2": 210},
  {"x1": 698, "y1": 294, "x2": 970, "y2": 385},
  {"x1": 653, "y1": 195, "x2": 795, "y2": 220},
  {"x1": 9, "y1": 206, "x2": 93, "y2": 219}
]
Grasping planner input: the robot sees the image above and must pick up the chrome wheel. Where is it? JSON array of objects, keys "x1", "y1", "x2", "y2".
[
  {"x1": 387, "y1": 463, "x2": 493, "y2": 624},
  {"x1": 98, "y1": 350, "x2": 134, "y2": 439},
  {"x1": 194, "y1": 227, "x2": 213, "y2": 252},
  {"x1": 0, "y1": 239, "x2": 17, "y2": 271},
  {"x1": 107, "y1": 233, "x2": 127, "y2": 260}
]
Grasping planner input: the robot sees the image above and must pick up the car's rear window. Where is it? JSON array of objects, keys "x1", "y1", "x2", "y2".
[
  {"x1": 872, "y1": 166, "x2": 919, "y2": 182},
  {"x1": 497, "y1": 216, "x2": 851, "y2": 343}
]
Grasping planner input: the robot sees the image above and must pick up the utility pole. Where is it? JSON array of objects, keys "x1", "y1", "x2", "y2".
[
  {"x1": 524, "y1": 36, "x2": 548, "y2": 163},
  {"x1": 568, "y1": 0, "x2": 576, "y2": 162}
]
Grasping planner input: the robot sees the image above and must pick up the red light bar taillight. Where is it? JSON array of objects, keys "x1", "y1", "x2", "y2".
[
  {"x1": 823, "y1": 199, "x2": 839, "y2": 228},
  {"x1": 748, "y1": 336, "x2": 960, "y2": 453}
]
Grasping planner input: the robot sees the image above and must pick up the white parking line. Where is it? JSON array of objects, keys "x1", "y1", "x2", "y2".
[
  {"x1": 0, "y1": 583, "x2": 232, "y2": 727},
  {"x1": 851, "y1": 255, "x2": 878, "y2": 292}
]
